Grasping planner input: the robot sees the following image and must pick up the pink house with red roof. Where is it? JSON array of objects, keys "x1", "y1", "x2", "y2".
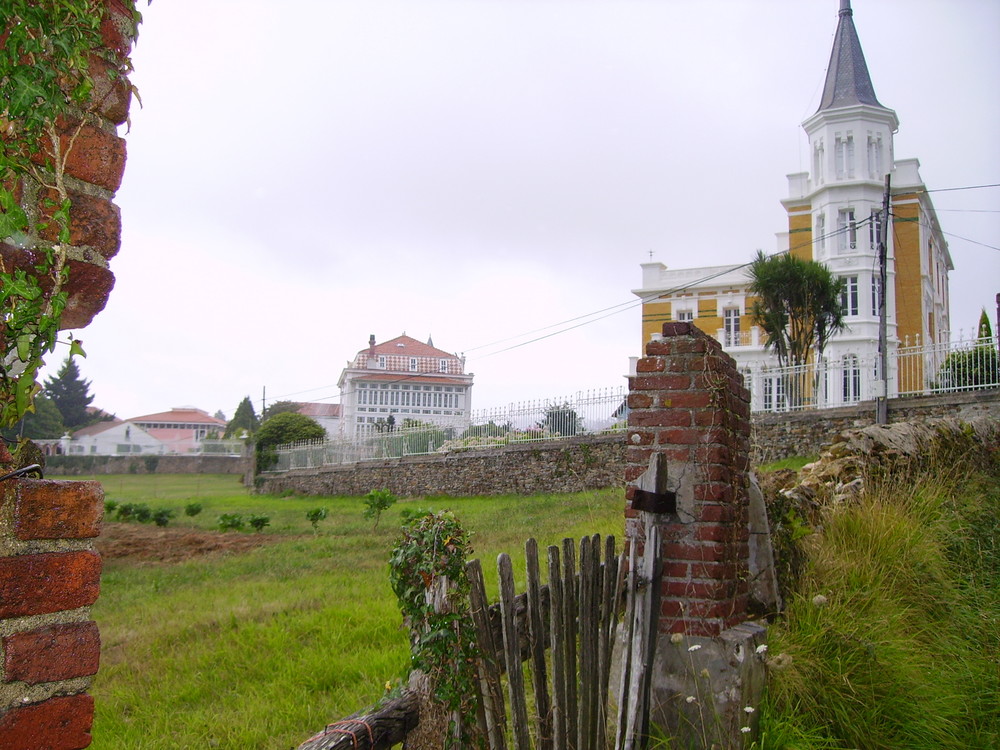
[{"x1": 337, "y1": 334, "x2": 474, "y2": 437}]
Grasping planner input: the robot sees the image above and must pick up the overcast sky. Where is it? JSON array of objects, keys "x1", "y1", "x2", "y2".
[{"x1": 47, "y1": 0, "x2": 1000, "y2": 421}]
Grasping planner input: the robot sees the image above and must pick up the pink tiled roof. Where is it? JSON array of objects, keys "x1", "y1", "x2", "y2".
[
  {"x1": 71, "y1": 419, "x2": 123, "y2": 437},
  {"x1": 129, "y1": 407, "x2": 226, "y2": 426},
  {"x1": 359, "y1": 335, "x2": 459, "y2": 361}
]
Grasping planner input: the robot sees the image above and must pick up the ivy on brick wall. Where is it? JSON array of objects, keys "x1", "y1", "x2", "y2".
[{"x1": 0, "y1": 0, "x2": 140, "y2": 432}]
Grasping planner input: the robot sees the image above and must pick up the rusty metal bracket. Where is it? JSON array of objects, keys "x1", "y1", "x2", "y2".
[
  {"x1": 631, "y1": 488, "x2": 677, "y2": 515},
  {"x1": 0, "y1": 464, "x2": 44, "y2": 482}
]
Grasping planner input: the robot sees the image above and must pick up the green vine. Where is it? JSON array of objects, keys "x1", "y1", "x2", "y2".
[
  {"x1": 388, "y1": 511, "x2": 483, "y2": 747},
  {"x1": 0, "y1": 1, "x2": 140, "y2": 433}
]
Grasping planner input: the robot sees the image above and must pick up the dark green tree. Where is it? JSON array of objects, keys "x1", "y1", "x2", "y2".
[
  {"x1": 748, "y1": 250, "x2": 847, "y2": 369},
  {"x1": 224, "y1": 396, "x2": 260, "y2": 438},
  {"x1": 261, "y1": 400, "x2": 302, "y2": 422},
  {"x1": 43, "y1": 357, "x2": 95, "y2": 429},
  {"x1": 937, "y1": 309, "x2": 999, "y2": 390},
  {"x1": 540, "y1": 403, "x2": 581, "y2": 436},
  {"x1": 254, "y1": 412, "x2": 325, "y2": 473},
  {"x1": 0, "y1": 394, "x2": 65, "y2": 441},
  {"x1": 977, "y1": 308, "x2": 993, "y2": 340}
]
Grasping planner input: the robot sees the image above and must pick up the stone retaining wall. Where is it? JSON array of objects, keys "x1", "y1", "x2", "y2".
[
  {"x1": 44, "y1": 455, "x2": 247, "y2": 477},
  {"x1": 257, "y1": 389, "x2": 999, "y2": 498},
  {"x1": 257, "y1": 435, "x2": 625, "y2": 497},
  {"x1": 752, "y1": 388, "x2": 1000, "y2": 464}
]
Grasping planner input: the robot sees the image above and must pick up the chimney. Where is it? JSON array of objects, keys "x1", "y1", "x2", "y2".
[{"x1": 368, "y1": 334, "x2": 376, "y2": 357}]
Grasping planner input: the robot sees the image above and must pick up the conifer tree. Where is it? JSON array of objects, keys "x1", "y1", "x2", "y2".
[
  {"x1": 0, "y1": 395, "x2": 65, "y2": 441},
  {"x1": 224, "y1": 396, "x2": 260, "y2": 438},
  {"x1": 43, "y1": 357, "x2": 95, "y2": 429}
]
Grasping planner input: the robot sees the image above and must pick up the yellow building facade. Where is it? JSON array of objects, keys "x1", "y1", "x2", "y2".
[{"x1": 634, "y1": 0, "x2": 951, "y2": 409}]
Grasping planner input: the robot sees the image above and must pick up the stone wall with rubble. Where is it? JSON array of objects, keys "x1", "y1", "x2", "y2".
[
  {"x1": 752, "y1": 389, "x2": 1000, "y2": 464},
  {"x1": 256, "y1": 434, "x2": 625, "y2": 497},
  {"x1": 257, "y1": 389, "x2": 999, "y2": 497},
  {"x1": 44, "y1": 454, "x2": 246, "y2": 476}
]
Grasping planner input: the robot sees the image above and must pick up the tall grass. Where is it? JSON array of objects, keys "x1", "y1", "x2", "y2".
[
  {"x1": 759, "y1": 457, "x2": 1000, "y2": 748},
  {"x1": 89, "y1": 477, "x2": 624, "y2": 749}
]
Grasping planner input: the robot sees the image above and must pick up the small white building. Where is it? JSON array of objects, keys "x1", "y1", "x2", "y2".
[
  {"x1": 295, "y1": 402, "x2": 342, "y2": 439},
  {"x1": 65, "y1": 420, "x2": 162, "y2": 456},
  {"x1": 337, "y1": 334, "x2": 474, "y2": 438}
]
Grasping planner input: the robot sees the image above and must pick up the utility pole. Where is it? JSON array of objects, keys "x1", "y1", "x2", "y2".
[
  {"x1": 261, "y1": 386, "x2": 266, "y2": 419},
  {"x1": 876, "y1": 174, "x2": 891, "y2": 425}
]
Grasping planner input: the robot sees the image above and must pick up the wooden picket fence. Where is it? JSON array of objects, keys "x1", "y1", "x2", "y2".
[
  {"x1": 467, "y1": 534, "x2": 625, "y2": 750},
  {"x1": 297, "y1": 532, "x2": 662, "y2": 750}
]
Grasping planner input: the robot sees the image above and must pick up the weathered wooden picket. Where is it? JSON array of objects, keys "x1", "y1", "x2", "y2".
[
  {"x1": 297, "y1": 533, "x2": 653, "y2": 750},
  {"x1": 467, "y1": 534, "x2": 625, "y2": 750}
]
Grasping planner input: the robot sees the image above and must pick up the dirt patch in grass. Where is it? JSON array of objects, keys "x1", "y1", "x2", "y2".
[{"x1": 97, "y1": 522, "x2": 282, "y2": 564}]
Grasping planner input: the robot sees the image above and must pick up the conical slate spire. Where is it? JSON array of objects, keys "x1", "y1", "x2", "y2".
[{"x1": 817, "y1": 0, "x2": 885, "y2": 112}]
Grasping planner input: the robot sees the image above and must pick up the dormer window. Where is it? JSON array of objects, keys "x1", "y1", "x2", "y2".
[
  {"x1": 377, "y1": 355, "x2": 386, "y2": 369},
  {"x1": 439, "y1": 359, "x2": 448, "y2": 373},
  {"x1": 408, "y1": 357, "x2": 418, "y2": 372}
]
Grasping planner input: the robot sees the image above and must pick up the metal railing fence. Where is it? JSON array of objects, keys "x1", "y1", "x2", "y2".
[
  {"x1": 745, "y1": 334, "x2": 999, "y2": 413},
  {"x1": 272, "y1": 387, "x2": 628, "y2": 471},
  {"x1": 270, "y1": 336, "x2": 999, "y2": 470}
]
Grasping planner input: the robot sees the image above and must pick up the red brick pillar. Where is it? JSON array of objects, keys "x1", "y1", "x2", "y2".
[
  {"x1": 625, "y1": 322, "x2": 752, "y2": 637},
  {"x1": 0, "y1": 478, "x2": 105, "y2": 750}
]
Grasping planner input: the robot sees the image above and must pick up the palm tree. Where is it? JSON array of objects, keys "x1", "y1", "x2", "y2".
[{"x1": 748, "y1": 251, "x2": 847, "y2": 406}]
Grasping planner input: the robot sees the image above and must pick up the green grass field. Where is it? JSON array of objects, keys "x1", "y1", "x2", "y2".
[
  {"x1": 88, "y1": 461, "x2": 999, "y2": 749},
  {"x1": 90, "y1": 476, "x2": 625, "y2": 749}
]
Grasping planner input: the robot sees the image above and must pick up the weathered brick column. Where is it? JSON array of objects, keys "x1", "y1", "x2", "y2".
[
  {"x1": 0, "y1": 2, "x2": 137, "y2": 747},
  {"x1": 625, "y1": 322, "x2": 765, "y2": 748},
  {"x1": 0, "y1": 478, "x2": 105, "y2": 750},
  {"x1": 626, "y1": 322, "x2": 752, "y2": 636}
]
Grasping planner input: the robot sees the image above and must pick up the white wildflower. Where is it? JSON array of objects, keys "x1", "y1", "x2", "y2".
[
  {"x1": 685, "y1": 696, "x2": 697, "y2": 704},
  {"x1": 687, "y1": 644, "x2": 702, "y2": 652},
  {"x1": 812, "y1": 594, "x2": 828, "y2": 608},
  {"x1": 670, "y1": 632, "x2": 684, "y2": 645},
  {"x1": 744, "y1": 706, "x2": 755, "y2": 714},
  {"x1": 755, "y1": 644, "x2": 768, "y2": 655},
  {"x1": 740, "y1": 726, "x2": 751, "y2": 734}
]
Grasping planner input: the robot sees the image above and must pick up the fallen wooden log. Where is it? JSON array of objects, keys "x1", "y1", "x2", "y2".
[{"x1": 296, "y1": 691, "x2": 419, "y2": 750}]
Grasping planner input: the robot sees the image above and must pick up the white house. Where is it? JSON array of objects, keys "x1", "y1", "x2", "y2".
[
  {"x1": 295, "y1": 402, "x2": 342, "y2": 439},
  {"x1": 64, "y1": 420, "x2": 162, "y2": 456},
  {"x1": 337, "y1": 334, "x2": 474, "y2": 438}
]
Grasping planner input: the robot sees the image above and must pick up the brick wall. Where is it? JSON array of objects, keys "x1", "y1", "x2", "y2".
[
  {"x1": 0, "y1": 479, "x2": 105, "y2": 750},
  {"x1": 0, "y1": 3, "x2": 137, "y2": 747},
  {"x1": 0, "y1": 0, "x2": 135, "y2": 330},
  {"x1": 624, "y1": 322, "x2": 752, "y2": 637}
]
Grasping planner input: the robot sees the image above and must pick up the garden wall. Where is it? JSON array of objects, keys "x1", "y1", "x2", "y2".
[
  {"x1": 44, "y1": 454, "x2": 246, "y2": 477},
  {"x1": 751, "y1": 388, "x2": 1000, "y2": 464},
  {"x1": 258, "y1": 388, "x2": 999, "y2": 497},
  {"x1": 258, "y1": 434, "x2": 625, "y2": 498}
]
